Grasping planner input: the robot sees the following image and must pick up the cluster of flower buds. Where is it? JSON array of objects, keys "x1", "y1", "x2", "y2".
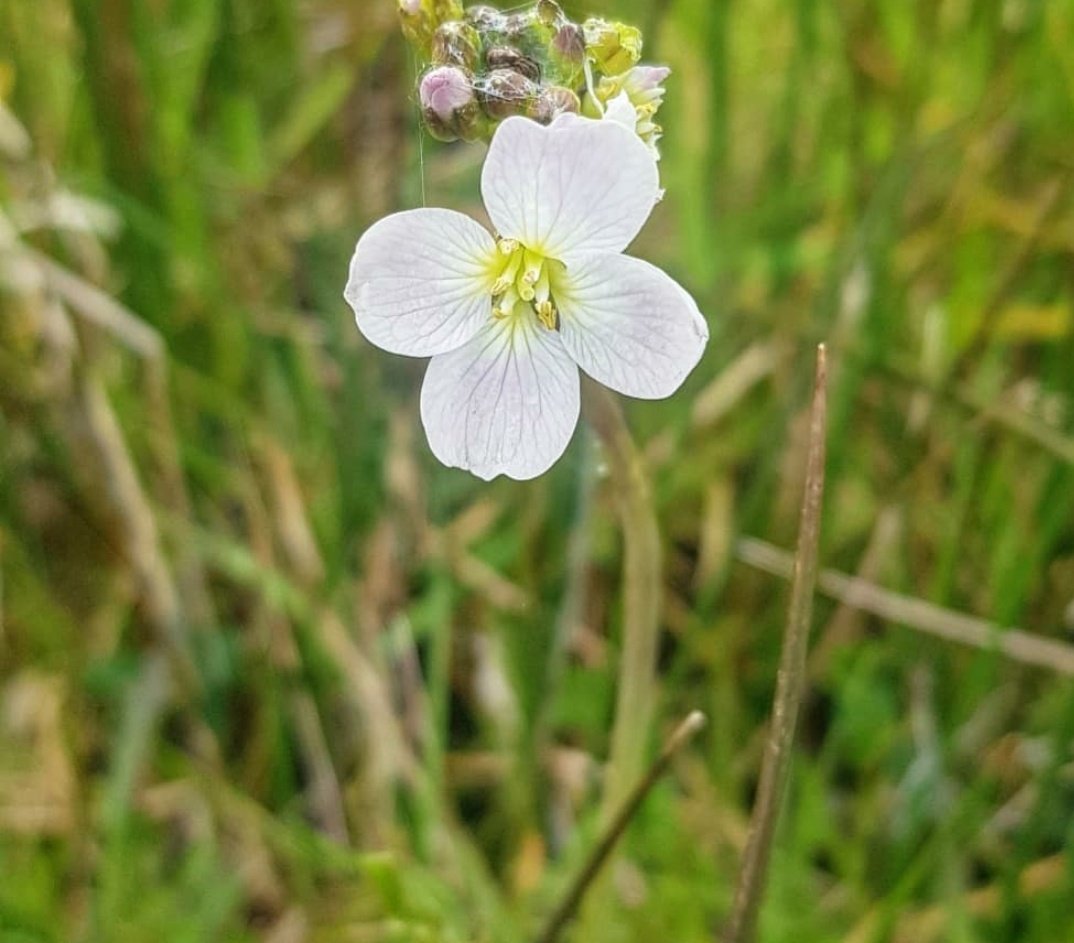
[{"x1": 398, "y1": 0, "x2": 669, "y2": 149}]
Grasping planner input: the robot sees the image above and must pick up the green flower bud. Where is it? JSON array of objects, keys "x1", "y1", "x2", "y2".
[
  {"x1": 398, "y1": 0, "x2": 465, "y2": 58},
  {"x1": 486, "y1": 45, "x2": 541, "y2": 83},
  {"x1": 530, "y1": 85, "x2": 581, "y2": 124},
  {"x1": 501, "y1": 9, "x2": 556, "y2": 61},
  {"x1": 582, "y1": 18, "x2": 643, "y2": 76},
  {"x1": 430, "y1": 0, "x2": 463, "y2": 23},
  {"x1": 431, "y1": 21, "x2": 481, "y2": 70},
  {"x1": 548, "y1": 22, "x2": 585, "y2": 87},
  {"x1": 398, "y1": 0, "x2": 429, "y2": 52},
  {"x1": 454, "y1": 104, "x2": 489, "y2": 143},
  {"x1": 465, "y1": 4, "x2": 503, "y2": 33},
  {"x1": 503, "y1": 12, "x2": 535, "y2": 41},
  {"x1": 478, "y1": 68, "x2": 538, "y2": 121},
  {"x1": 536, "y1": 0, "x2": 567, "y2": 27}
]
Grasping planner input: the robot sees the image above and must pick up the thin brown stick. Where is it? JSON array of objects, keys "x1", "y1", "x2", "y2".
[
  {"x1": 724, "y1": 344, "x2": 828, "y2": 943},
  {"x1": 536, "y1": 711, "x2": 707, "y2": 943},
  {"x1": 736, "y1": 537, "x2": 1074, "y2": 675}
]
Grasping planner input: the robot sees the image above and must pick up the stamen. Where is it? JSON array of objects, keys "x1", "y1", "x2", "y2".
[
  {"x1": 534, "y1": 267, "x2": 551, "y2": 305},
  {"x1": 488, "y1": 242, "x2": 562, "y2": 331},
  {"x1": 494, "y1": 288, "x2": 519, "y2": 319},
  {"x1": 492, "y1": 250, "x2": 523, "y2": 295},
  {"x1": 521, "y1": 249, "x2": 544, "y2": 285},
  {"x1": 536, "y1": 300, "x2": 558, "y2": 331}
]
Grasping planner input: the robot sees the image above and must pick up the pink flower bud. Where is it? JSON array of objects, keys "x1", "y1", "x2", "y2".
[
  {"x1": 420, "y1": 65, "x2": 476, "y2": 123},
  {"x1": 398, "y1": 0, "x2": 421, "y2": 14}
]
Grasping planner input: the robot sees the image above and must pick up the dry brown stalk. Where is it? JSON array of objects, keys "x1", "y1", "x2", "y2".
[
  {"x1": 737, "y1": 538, "x2": 1074, "y2": 675},
  {"x1": 536, "y1": 711, "x2": 707, "y2": 943},
  {"x1": 724, "y1": 344, "x2": 828, "y2": 943}
]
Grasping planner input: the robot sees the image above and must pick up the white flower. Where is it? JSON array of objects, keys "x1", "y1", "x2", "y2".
[
  {"x1": 344, "y1": 114, "x2": 708, "y2": 481},
  {"x1": 589, "y1": 66, "x2": 671, "y2": 156}
]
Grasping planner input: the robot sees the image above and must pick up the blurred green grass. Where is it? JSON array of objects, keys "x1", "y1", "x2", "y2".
[{"x1": 2, "y1": 0, "x2": 1074, "y2": 941}]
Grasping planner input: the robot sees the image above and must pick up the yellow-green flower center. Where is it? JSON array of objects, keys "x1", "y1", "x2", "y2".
[{"x1": 489, "y1": 238, "x2": 565, "y2": 331}]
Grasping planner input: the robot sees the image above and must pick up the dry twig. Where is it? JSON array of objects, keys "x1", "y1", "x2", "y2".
[
  {"x1": 724, "y1": 344, "x2": 828, "y2": 943},
  {"x1": 536, "y1": 711, "x2": 707, "y2": 943}
]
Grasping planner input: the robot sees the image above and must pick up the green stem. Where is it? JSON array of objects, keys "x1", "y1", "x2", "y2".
[{"x1": 582, "y1": 380, "x2": 663, "y2": 821}]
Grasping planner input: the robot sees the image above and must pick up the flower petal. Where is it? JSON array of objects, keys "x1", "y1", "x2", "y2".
[
  {"x1": 420, "y1": 316, "x2": 580, "y2": 480},
  {"x1": 556, "y1": 253, "x2": 709, "y2": 399},
  {"x1": 481, "y1": 115, "x2": 660, "y2": 262},
  {"x1": 604, "y1": 92, "x2": 639, "y2": 131},
  {"x1": 345, "y1": 208, "x2": 495, "y2": 357}
]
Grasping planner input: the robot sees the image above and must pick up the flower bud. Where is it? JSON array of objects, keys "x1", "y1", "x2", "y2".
[
  {"x1": 552, "y1": 23, "x2": 585, "y2": 63},
  {"x1": 546, "y1": 22, "x2": 585, "y2": 87},
  {"x1": 465, "y1": 4, "x2": 502, "y2": 32},
  {"x1": 486, "y1": 45, "x2": 541, "y2": 83},
  {"x1": 582, "y1": 18, "x2": 643, "y2": 76},
  {"x1": 501, "y1": 9, "x2": 556, "y2": 55},
  {"x1": 478, "y1": 68, "x2": 538, "y2": 121},
  {"x1": 430, "y1": 0, "x2": 463, "y2": 22},
  {"x1": 536, "y1": 0, "x2": 566, "y2": 27},
  {"x1": 397, "y1": 0, "x2": 428, "y2": 50},
  {"x1": 398, "y1": 0, "x2": 464, "y2": 57},
  {"x1": 431, "y1": 21, "x2": 481, "y2": 70},
  {"x1": 452, "y1": 104, "x2": 488, "y2": 143},
  {"x1": 586, "y1": 64, "x2": 671, "y2": 154},
  {"x1": 420, "y1": 65, "x2": 479, "y2": 142},
  {"x1": 530, "y1": 86, "x2": 581, "y2": 124},
  {"x1": 502, "y1": 12, "x2": 534, "y2": 41}
]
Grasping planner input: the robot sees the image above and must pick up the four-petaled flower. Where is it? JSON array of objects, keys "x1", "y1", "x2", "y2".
[{"x1": 344, "y1": 113, "x2": 708, "y2": 481}]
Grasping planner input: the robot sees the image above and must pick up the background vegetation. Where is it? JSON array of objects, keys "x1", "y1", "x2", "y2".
[{"x1": 2, "y1": 0, "x2": 1074, "y2": 940}]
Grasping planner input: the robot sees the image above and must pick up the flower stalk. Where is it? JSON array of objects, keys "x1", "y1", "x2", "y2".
[{"x1": 582, "y1": 380, "x2": 663, "y2": 818}]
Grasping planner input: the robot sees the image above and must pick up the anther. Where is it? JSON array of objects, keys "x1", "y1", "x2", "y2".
[
  {"x1": 492, "y1": 249, "x2": 523, "y2": 295},
  {"x1": 522, "y1": 249, "x2": 544, "y2": 286},
  {"x1": 494, "y1": 288, "x2": 519, "y2": 319},
  {"x1": 536, "y1": 300, "x2": 558, "y2": 331}
]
